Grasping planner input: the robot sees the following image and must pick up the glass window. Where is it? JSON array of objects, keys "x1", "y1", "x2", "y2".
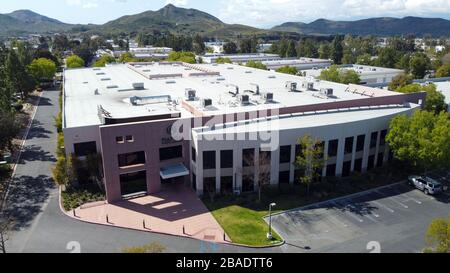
[
  {"x1": 120, "y1": 171, "x2": 147, "y2": 196},
  {"x1": 116, "y1": 136, "x2": 124, "y2": 143},
  {"x1": 74, "y1": 141, "x2": 97, "y2": 157},
  {"x1": 159, "y1": 145, "x2": 183, "y2": 161},
  {"x1": 316, "y1": 141, "x2": 325, "y2": 159},
  {"x1": 220, "y1": 176, "x2": 233, "y2": 195},
  {"x1": 242, "y1": 148, "x2": 255, "y2": 167},
  {"x1": 356, "y1": 134, "x2": 365, "y2": 152},
  {"x1": 345, "y1": 137, "x2": 354, "y2": 154},
  {"x1": 328, "y1": 139, "x2": 339, "y2": 157},
  {"x1": 342, "y1": 161, "x2": 351, "y2": 177},
  {"x1": 354, "y1": 158, "x2": 363, "y2": 172},
  {"x1": 370, "y1": 132, "x2": 378, "y2": 149},
  {"x1": 377, "y1": 153, "x2": 384, "y2": 167},
  {"x1": 380, "y1": 129, "x2": 388, "y2": 146},
  {"x1": 367, "y1": 155, "x2": 375, "y2": 170},
  {"x1": 220, "y1": 150, "x2": 233, "y2": 168},
  {"x1": 191, "y1": 147, "x2": 196, "y2": 162},
  {"x1": 125, "y1": 135, "x2": 134, "y2": 142},
  {"x1": 326, "y1": 164, "x2": 336, "y2": 177},
  {"x1": 203, "y1": 177, "x2": 216, "y2": 194},
  {"x1": 203, "y1": 151, "x2": 216, "y2": 169},
  {"x1": 242, "y1": 174, "x2": 254, "y2": 192},
  {"x1": 118, "y1": 151, "x2": 146, "y2": 167},
  {"x1": 259, "y1": 149, "x2": 271, "y2": 165},
  {"x1": 278, "y1": 171, "x2": 290, "y2": 184},
  {"x1": 279, "y1": 145, "x2": 291, "y2": 163}
]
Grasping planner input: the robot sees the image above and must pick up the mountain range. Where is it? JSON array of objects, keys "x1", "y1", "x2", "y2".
[{"x1": 1, "y1": 4, "x2": 450, "y2": 38}]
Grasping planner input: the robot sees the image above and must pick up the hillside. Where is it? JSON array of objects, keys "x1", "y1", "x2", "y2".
[
  {"x1": 272, "y1": 17, "x2": 450, "y2": 37},
  {"x1": 0, "y1": 10, "x2": 72, "y2": 35}
]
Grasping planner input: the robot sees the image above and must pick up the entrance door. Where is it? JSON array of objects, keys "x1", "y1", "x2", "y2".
[{"x1": 120, "y1": 171, "x2": 147, "y2": 196}]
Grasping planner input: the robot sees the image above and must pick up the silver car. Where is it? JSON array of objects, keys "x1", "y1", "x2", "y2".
[{"x1": 408, "y1": 175, "x2": 443, "y2": 195}]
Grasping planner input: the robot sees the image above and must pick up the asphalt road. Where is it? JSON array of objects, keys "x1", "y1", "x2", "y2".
[
  {"x1": 3, "y1": 89, "x2": 271, "y2": 253},
  {"x1": 269, "y1": 181, "x2": 450, "y2": 253}
]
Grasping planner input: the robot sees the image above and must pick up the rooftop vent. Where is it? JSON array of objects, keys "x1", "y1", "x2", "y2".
[
  {"x1": 249, "y1": 83, "x2": 260, "y2": 95},
  {"x1": 264, "y1": 92, "x2": 274, "y2": 103},
  {"x1": 228, "y1": 85, "x2": 239, "y2": 97},
  {"x1": 185, "y1": 88, "x2": 196, "y2": 101},
  {"x1": 245, "y1": 70, "x2": 252, "y2": 74},
  {"x1": 202, "y1": 98, "x2": 213, "y2": 108},
  {"x1": 96, "y1": 72, "x2": 105, "y2": 75},
  {"x1": 94, "y1": 89, "x2": 100, "y2": 95},
  {"x1": 217, "y1": 77, "x2": 225, "y2": 81},
  {"x1": 165, "y1": 80, "x2": 176, "y2": 84},
  {"x1": 285, "y1": 81, "x2": 297, "y2": 92},
  {"x1": 101, "y1": 78, "x2": 111, "y2": 81},
  {"x1": 320, "y1": 88, "x2": 334, "y2": 97},
  {"x1": 132, "y1": 82, "x2": 145, "y2": 90},
  {"x1": 268, "y1": 75, "x2": 276, "y2": 79},
  {"x1": 107, "y1": 85, "x2": 118, "y2": 89},
  {"x1": 227, "y1": 67, "x2": 234, "y2": 70},
  {"x1": 239, "y1": 94, "x2": 250, "y2": 105}
]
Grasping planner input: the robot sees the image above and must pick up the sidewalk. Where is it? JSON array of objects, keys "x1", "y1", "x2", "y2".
[{"x1": 65, "y1": 183, "x2": 231, "y2": 244}]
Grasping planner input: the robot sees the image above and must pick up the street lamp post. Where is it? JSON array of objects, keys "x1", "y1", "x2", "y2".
[{"x1": 267, "y1": 202, "x2": 276, "y2": 240}]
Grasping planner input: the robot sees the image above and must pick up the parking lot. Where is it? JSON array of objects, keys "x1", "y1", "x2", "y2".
[{"x1": 268, "y1": 171, "x2": 450, "y2": 253}]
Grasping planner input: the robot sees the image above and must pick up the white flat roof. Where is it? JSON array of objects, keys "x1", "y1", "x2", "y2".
[
  {"x1": 434, "y1": 81, "x2": 450, "y2": 104},
  {"x1": 63, "y1": 62, "x2": 402, "y2": 128},
  {"x1": 304, "y1": 64, "x2": 403, "y2": 78},
  {"x1": 196, "y1": 104, "x2": 420, "y2": 136}
]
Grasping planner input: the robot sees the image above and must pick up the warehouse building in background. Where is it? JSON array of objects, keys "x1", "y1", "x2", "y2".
[{"x1": 63, "y1": 62, "x2": 425, "y2": 203}]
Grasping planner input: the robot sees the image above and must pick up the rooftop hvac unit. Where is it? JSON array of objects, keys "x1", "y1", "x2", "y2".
[
  {"x1": 285, "y1": 81, "x2": 297, "y2": 92},
  {"x1": 239, "y1": 94, "x2": 250, "y2": 105},
  {"x1": 249, "y1": 83, "x2": 260, "y2": 95},
  {"x1": 202, "y1": 98, "x2": 213, "y2": 108},
  {"x1": 320, "y1": 88, "x2": 334, "y2": 97},
  {"x1": 185, "y1": 89, "x2": 196, "y2": 101},
  {"x1": 264, "y1": 92, "x2": 274, "y2": 103},
  {"x1": 302, "y1": 81, "x2": 314, "y2": 91},
  {"x1": 132, "y1": 82, "x2": 144, "y2": 90}
]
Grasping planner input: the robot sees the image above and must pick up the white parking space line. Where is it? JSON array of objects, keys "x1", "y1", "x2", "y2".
[
  {"x1": 331, "y1": 202, "x2": 364, "y2": 223},
  {"x1": 388, "y1": 197, "x2": 409, "y2": 209},
  {"x1": 371, "y1": 200, "x2": 395, "y2": 213}
]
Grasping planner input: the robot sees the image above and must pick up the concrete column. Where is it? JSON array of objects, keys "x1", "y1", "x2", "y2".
[
  {"x1": 215, "y1": 150, "x2": 221, "y2": 194},
  {"x1": 350, "y1": 136, "x2": 357, "y2": 172},
  {"x1": 362, "y1": 134, "x2": 370, "y2": 172},
  {"x1": 270, "y1": 147, "x2": 280, "y2": 185},
  {"x1": 196, "y1": 149, "x2": 203, "y2": 195}
]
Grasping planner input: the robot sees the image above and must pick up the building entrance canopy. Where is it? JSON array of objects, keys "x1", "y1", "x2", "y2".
[{"x1": 160, "y1": 163, "x2": 189, "y2": 180}]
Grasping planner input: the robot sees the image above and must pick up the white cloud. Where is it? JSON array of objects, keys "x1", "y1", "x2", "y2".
[
  {"x1": 218, "y1": 0, "x2": 450, "y2": 27},
  {"x1": 165, "y1": 0, "x2": 188, "y2": 6}
]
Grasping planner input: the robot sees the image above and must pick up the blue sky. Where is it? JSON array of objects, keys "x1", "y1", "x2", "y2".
[{"x1": 1, "y1": 0, "x2": 450, "y2": 28}]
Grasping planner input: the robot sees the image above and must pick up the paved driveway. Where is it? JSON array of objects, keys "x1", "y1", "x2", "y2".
[{"x1": 269, "y1": 178, "x2": 450, "y2": 253}]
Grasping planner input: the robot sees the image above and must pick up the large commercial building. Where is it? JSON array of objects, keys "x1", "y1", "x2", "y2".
[
  {"x1": 201, "y1": 53, "x2": 281, "y2": 64},
  {"x1": 63, "y1": 62, "x2": 425, "y2": 203},
  {"x1": 262, "y1": 58, "x2": 332, "y2": 71},
  {"x1": 304, "y1": 64, "x2": 404, "y2": 85}
]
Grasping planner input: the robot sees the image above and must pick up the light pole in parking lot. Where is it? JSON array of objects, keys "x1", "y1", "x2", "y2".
[{"x1": 267, "y1": 202, "x2": 276, "y2": 240}]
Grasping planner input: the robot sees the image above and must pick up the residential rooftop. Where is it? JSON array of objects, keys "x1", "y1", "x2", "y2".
[{"x1": 63, "y1": 62, "x2": 403, "y2": 129}]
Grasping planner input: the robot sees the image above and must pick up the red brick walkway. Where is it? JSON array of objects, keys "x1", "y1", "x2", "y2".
[{"x1": 69, "y1": 183, "x2": 230, "y2": 243}]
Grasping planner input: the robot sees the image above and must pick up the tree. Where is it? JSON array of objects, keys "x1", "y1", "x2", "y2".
[
  {"x1": 118, "y1": 52, "x2": 136, "y2": 63},
  {"x1": 66, "y1": 55, "x2": 85, "y2": 68},
  {"x1": 192, "y1": 35, "x2": 205, "y2": 55},
  {"x1": 294, "y1": 135, "x2": 326, "y2": 196},
  {"x1": 319, "y1": 65, "x2": 360, "y2": 84},
  {"x1": 285, "y1": 40, "x2": 297, "y2": 58},
  {"x1": 374, "y1": 47, "x2": 399, "y2": 68},
  {"x1": 396, "y1": 53, "x2": 411, "y2": 72},
  {"x1": 356, "y1": 53, "x2": 372, "y2": 65},
  {"x1": 245, "y1": 61, "x2": 267, "y2": 70},
  {"x1": 243, "y1": 149, "x2": 272, "y2": 202},
  {"x1": 239, "y1": 38, "x2": 257, "y2": 54},
  {"x1": 167, "y1": 51, "x2": 196, "y2": 64},
  {"x1": 340, "y1": 70, "x2": 360, "y2": 84},
  {"x1": 318, "y1": 43, "x2": 331, "y2": 59},
  {"x1": 276, "y1": 65, "x2": 298, "y2": 75},
  {"x1": 330, "y1": 35, "x2": 344, "y2": 64},
  {"x1": 216, "y1": 57, "x2": 232, "y2": 64},
  {"x1": 223, "y1": 42, "x2": 238, "y2": 54},
  {"x1": 92, "y1": 55, "x2": 116, "y2": 67},
  {"x1": 0, "y1": 213, "x2": 13, "y2": 253},
  {"x1": 396, "y1": 84, "x2": 446, "y2": 114},
  {"x1": 386, "y1": 111, "x2": 450, "y2": 171},
  {"x1": 436, "y1": 63, "x2": 450, "y2": 77},
  {"x1": 388, "y1": 73, "x2": 412, "y2": 91},
  {"x1": 28, "y1": 58, "x2": 57, "y2": 82},
  {"x1": 297, "y1": 38, "x2": 317, "y2": 58},
  {"x1": 424, "y1": 216, "x2": 449, "y2": 253},
  {"x1": 0, "y1": 109, "x2": 20, "y2": 151},
  {"x1": 409, "y1": 52, "x2": 431, "y2": 79},
  {"x1": 5, "y1": 49, "x2": 35, "y2": 100}
]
